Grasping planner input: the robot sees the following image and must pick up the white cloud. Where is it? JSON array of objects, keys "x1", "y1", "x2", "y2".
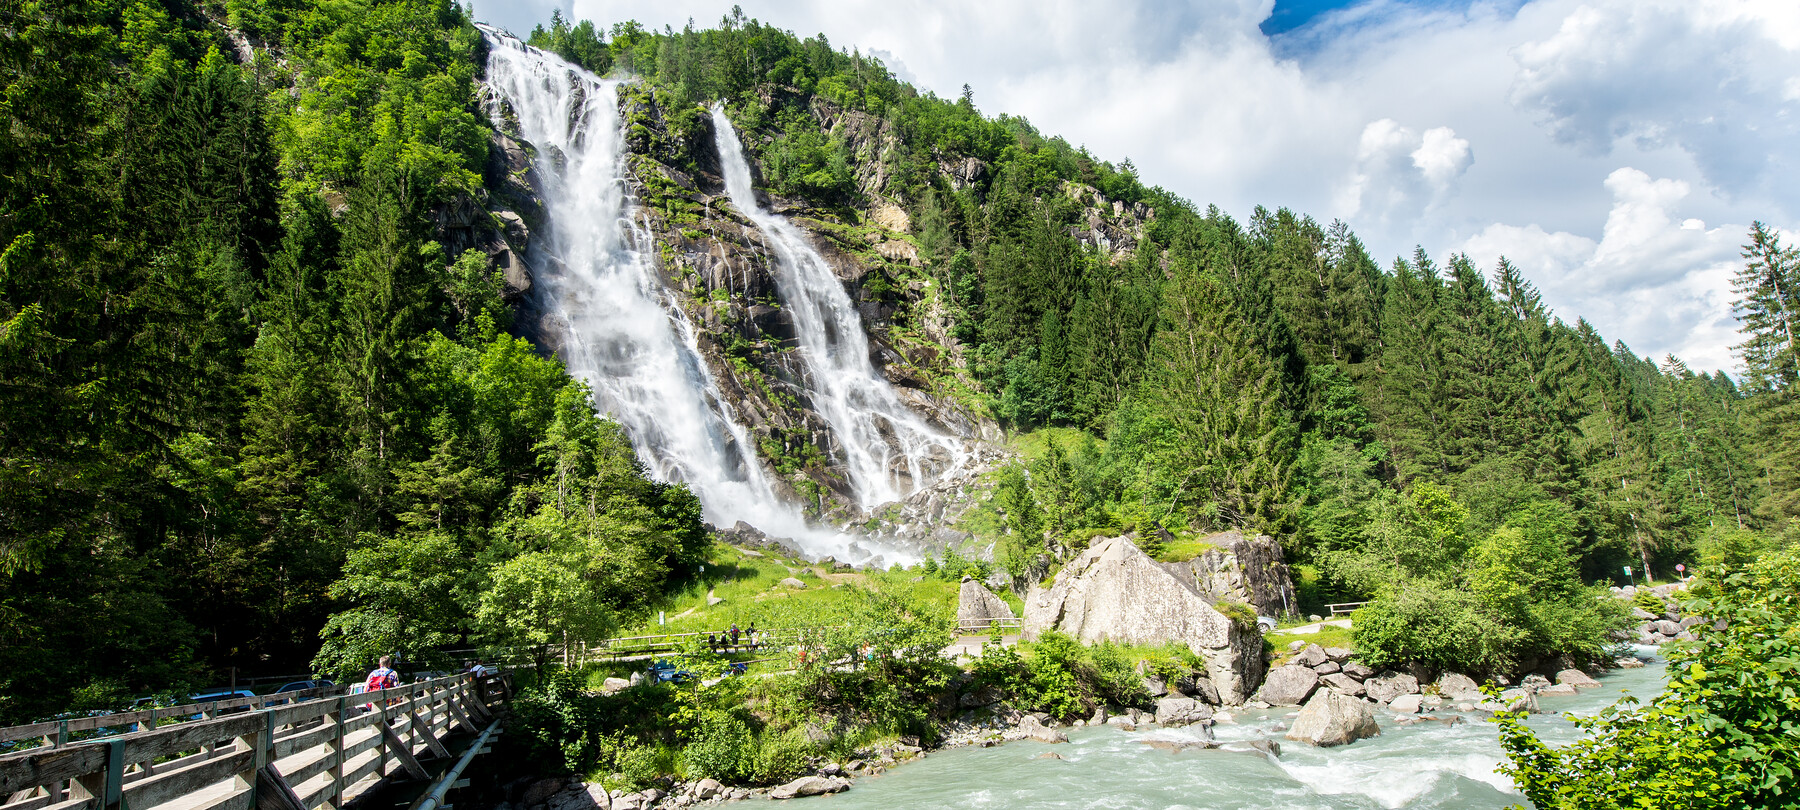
[
  {"x1": 1337, "y1": 119, "x2": 1472, "y2": 227},
  {"x1": 1509, "y1": 0, "x2": 1800, "y2": 202},
  {"x1": 464, "y1": 0, "x2": 1800, "y2": 372},
  {"x1": 1461, "y1": 168, "x2": 1746, "y2": 371}
]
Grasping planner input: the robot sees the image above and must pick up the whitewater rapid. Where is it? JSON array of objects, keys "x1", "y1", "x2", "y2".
[{"x1": 822, "y1": 650, "x2": 1670, "y2": 809}]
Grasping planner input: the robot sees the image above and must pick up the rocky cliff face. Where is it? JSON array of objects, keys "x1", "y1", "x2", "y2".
[
  {"x1": 613, "y1": 85, "x2": 993, "y2": 518},
  {"x1": 1156, "y1": 530, "x2": 1299, "y2": 618},
  {"x1": 1022, "y1": 535, "x2": 1266, "y2": 704}
]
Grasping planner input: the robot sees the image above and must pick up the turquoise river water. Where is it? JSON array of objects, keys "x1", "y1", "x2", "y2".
[{"x1": 819, "y1": 647, "x2": 1669, "y2": 809}]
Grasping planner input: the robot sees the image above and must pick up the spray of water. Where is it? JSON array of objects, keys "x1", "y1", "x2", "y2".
[
  {"x1": 480, "y1": 29, "x2": 876, "y2": 558},
  {"x1": 710, "y1": 105, "x2": 967, "y2": 511}
]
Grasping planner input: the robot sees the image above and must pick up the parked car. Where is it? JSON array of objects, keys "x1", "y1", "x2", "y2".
[
  {"x1": 646, "y1": 660, "x2": 694, "y2": 684},
  {"x1": 272, "y1": 679, "x2": 334, "y2": 695}
]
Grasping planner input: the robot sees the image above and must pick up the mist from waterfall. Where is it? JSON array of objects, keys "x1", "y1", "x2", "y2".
[
  {"x1": 710, "y1": 105, "x2": 966, "y2": 511},
  {"x1": 480, "y1": 29, "x2": 859, "y2": 557}
]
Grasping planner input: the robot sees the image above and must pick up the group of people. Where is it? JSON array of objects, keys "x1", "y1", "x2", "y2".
[{"x1": 706, "y1": 622, "x2": 758, "y2": 653}]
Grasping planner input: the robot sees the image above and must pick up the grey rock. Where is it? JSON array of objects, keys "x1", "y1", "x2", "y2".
[
  {"x1": 1089, "y1": 707, "x2": 1108, "y2": 726},
  {"x1": 1655, "y1": 620, "x2": 1681, "y2": 636},
  {"x1": 1556, "y1": 669, "x2": 1601, "y2": 689},
  {"x1": 1292, "y1": 644, "x2": 1329, "y2": 668},
  {"x1": 1320, "y1": 673, "x2": 1365, "y2": 696},
  {"x1": 769, "y1": 776, "x2": 849, "y2": 799},
  {"x1": 1186, "y1": 675, "x2": 1222, "y2": 705},
  {"x1": 780, "y1": 577, "x2": 808, "y2": 590},
  {"x1": 1142, "y1": 675, "x2": 1169, "y2": 698},
  {"x1": 1258, "y1": 665, "x2": 1320, "y2": 707},
  {"x1": 600, "y1": 677, "x2": 630, "y2": 695},
  {"x1": 1537, "y1": 684, "x2": 1578, "y2": 697},
  {"x1": 1342, "y1": 661, "x2": 1376, "y2": 680},
  {"x1": 1154, "y1": 696, "x2": 1214, "y2": 727},
  {"x1": 1287, "y1": 640, "x2": 1307, "y2": 652},
  {"x1": 1521, "y1": 674, "x2": 1552, "y2": 693},
  {"x1": 1012, "y1": 715, "x2": 1069, "y2": 743},
  {"x1": 1286, "y1": 690, "x2": 1381, "y2": 747},
  {"x1": 1388, "y1": 694, "x2": 1424, "y2": 714},
  {"x1": 959, "y1": 685, "x2": 1004, "y2": 707},
  {"x1": 1435, "y1": 673, "x2": 1479, "y2": 699},
  {"x1": 693, "y1": 779, "x2": 722, "y2": 800},
  {"x1": 1365, "y1": 671, "x2": 1419, "y2": 704},
  {"x1": 1631, "y1": 607, "x2": 1658, "y2": 620},
  {"x1": 1023, "y1": 535, "x2": 1265, "y2": 703},
  {"x1": 1152, "y1": 529, "x2": 1299, "y2": 620},
  {"x1": 1312, "y1": 661, "x2": 1341, "y2": 675},
  {"x1": 548, "y1": 786, "x2": 610, "y2": 810},
  {"x1": 1324, "y1": 647, "x2": 1354, "y2": 663},
  {"x1": 957, "y1": 577, "x2": 1016, "y2": 631},
  {"x1": 522, "y1": 779, "x2": 566, "y2": 807}
]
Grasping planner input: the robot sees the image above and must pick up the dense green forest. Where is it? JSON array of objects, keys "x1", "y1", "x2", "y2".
[
  {"x1": 0, "y1": 0, "x2": 705, "y2": 723},
  {"x1": 3, "y1": 0, "x2": 1797, "y2": 726}
]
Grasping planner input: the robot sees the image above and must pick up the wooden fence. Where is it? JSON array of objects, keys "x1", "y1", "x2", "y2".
[
  {"x1": 954, "y1": 617, "x2": 1023, "y2": 635},
  {"x1": 0, "y1": 672, "x2": 508, "y2": 810}
]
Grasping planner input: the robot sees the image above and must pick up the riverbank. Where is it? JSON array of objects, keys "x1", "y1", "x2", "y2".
[
  {"x1": 497, "y1": 646, "x2": 1665, "y2": 809},
  {"x1": 817, "y1": 647, "x2": 1670, "y2": 809}
]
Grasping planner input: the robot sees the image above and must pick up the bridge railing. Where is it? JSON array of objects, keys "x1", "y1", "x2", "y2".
[
  {"x1": 1325, "y1": 602, "x2": 1369, "y2": 617},
  {"x1": 0, "y1": 687, "x2": 350, "y2": 753},
  {"x1": 0, "y1": 672, "x2": 509, "y2": 810},
  {"x1": 954, "y1": 617, "x2": 1023, "y2": 635}
]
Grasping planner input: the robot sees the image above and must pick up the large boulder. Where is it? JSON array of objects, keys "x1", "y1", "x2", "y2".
[
  {"x1": 1320, "y1": 673, "x2": 1365, "y2": 697},
  {"x1": 1365, "y1": 671, "x2": 1419, "y2": 704},
  {"x1": 1024, "y1": 535, "x2": 1265, "y2": 703},
  {"x1": 1286, "y1": 690, "x2": 1381, "y2": 747},
  {"x1": 957, "y1": 576, "x2": 1015, "y2": 632},
  {"x1": 770, "y1": 777, "x2": 850, "y2": 799},
  {"x1": 1436, "y1": 673, "x2": 1480, "y2": 700},
  {"x1": 1155, "y1": 697, "x2": 1214, "y2": 727},
  {"x1": 1155, "y1": 530, "x2": 1299, "y2": 618},
  {"x1": 1555, "y1": 669, "x2": 1601, "y2": 689},
  {"x1": 1257, "y1": 666, "x2": 1320, "y2": 706},
  {"x1": 1291, "y1": 644, "x2": 1329, "y2": 668}
]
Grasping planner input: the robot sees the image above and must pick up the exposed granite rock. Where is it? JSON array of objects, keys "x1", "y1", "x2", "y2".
[
  {"x1": 1257, "y1": 666, "x2": 1320, "y2": 707},
  {"x1": 1023, "y1": 536, "x2": 1265, "y2": 703},
  {"x1": 1154, "y1": 697, "x2": 1214, "y2": 727},
  {"x1": 957, "y1": 576, "x2": 1015, "y2": 630},
  {"x1": 1365, "y1": 671, "x2": 1419, "y2": 704},
  {"x1": 1155, "y1": 530, "x2": 1299, "y2": 618},
  {"x1": 1286, "y1": 690, "x2": 1380, "y2": 747}
]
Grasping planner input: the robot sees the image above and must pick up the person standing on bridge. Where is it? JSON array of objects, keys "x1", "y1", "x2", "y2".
[
  {"x1": 728, "y1": 623, "x2": 740, "y2": 650},
  {"x1": 747, "y1": 622, "x2": 757, "y2": 650},
  {"x1": 365, "y1": 656, "x2": 398, "y2": 694}
]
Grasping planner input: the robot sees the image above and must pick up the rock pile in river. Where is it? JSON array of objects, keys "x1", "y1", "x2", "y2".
[
  {"x1": 1023, "y1": 535, "x2": 1265, "y2": 703},
  {"x1": 1612, "y1": 582, "x2": 1713, "y2": 645}
]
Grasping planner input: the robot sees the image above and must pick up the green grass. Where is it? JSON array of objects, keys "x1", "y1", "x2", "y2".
[
  {"x1": 1152, "y1": 538, "x2": 1218, "y2": 563},
  {"x1": 1008, "y1": 427, "x2": 1101, "y2": 461},
  {"x1": 616, "y1": 542, "x2": 960, "y2": 640},
  {"x1": 1264, "y1": 624, "x2": 1356, "y2": 666}
]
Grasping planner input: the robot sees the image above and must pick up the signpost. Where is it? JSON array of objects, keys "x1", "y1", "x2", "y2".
[{"x1": 1624, "y1": 565, "x2": 1635, "y2": 587}]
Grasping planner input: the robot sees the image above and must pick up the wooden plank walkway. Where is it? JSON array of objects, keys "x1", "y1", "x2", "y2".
[{"x1": 0, "y1": 673, "x2": 510, "y2": 810}]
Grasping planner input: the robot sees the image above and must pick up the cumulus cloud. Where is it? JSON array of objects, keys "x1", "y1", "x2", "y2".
[
  {"x1": 1461, "y1": 168, "x2": 1747, "y2": 371},
  {"x1": 1337, "y1": 119, "x2": 1472, "y2": 227},
  {"x1": 1509, "y1": 0, "x2": 1800, "y2": 202}
]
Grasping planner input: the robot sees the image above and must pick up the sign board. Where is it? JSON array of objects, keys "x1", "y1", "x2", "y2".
[
  {"x1": 1676, "y1": 563, "x2": 1686, "y2": 573},
  {"x1": 1623, "y1": 566, "x2": 1633, "y2": 576}
]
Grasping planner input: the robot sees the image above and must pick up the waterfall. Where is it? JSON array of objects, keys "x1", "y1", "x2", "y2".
[
  {"x1": 480, "y1": 29, "x2": 847, "y2": 554},
  {"x1": 711, "y1": 105, "x2": 967, "y2": 511}
]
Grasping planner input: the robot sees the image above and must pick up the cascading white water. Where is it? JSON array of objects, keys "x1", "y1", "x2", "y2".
[
  {"x1": 711, "y1": 106, "x2": 966, "y2": 510},
  {"x1": 480, "y1": 30, "x2": 849, "y2": 552}
]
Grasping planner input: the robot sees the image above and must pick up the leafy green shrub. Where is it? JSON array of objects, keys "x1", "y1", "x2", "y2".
[
  {"x1": 1633, "y1": 589, "x2": 1664, "y2": 614},
  {"x1": 751, "y1": 727, "x2": 813, "y2": 785},
  {"x1": 681, "y1": 711, "x2": 753, "y2": 782},
  {"x1": 615, "y1": 740, "x2": 668, "y2": 787},
  {"x1": 1497, "y1": 547, "x2": 1800, "y2": 808},
  {"x1": 1352, "y1": 584, "x2": 1522, "y2": 674}
]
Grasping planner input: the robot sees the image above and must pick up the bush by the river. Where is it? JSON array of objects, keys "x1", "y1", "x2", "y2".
[
  {"x1": 1496, "y1": 544, "x2": 1800, "y2": 808},
  {"x1": 1339, "y1": 484, "x2": 1632, "y2": 677}
]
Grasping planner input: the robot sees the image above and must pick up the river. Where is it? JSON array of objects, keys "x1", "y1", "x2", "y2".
[{"x1": 824, "y1": 648, "x2": 1668, "y2": 809}]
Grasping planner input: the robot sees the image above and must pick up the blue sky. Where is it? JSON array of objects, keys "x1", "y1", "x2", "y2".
[{"x1": 471, "y1": 0, "x2": 1800, "y2": 374}]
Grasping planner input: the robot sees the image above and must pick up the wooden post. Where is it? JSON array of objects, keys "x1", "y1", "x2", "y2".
[
  {"x1": 255, "y1": 765, "x2": 307, "y2": 810},
  {"x1": 329, "y1": 698, "x2": 347, "y2": 810}
]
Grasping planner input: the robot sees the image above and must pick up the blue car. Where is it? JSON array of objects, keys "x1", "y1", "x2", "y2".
[{"x1": 273, "y1": 679, "x2": 334, "y2": 695}]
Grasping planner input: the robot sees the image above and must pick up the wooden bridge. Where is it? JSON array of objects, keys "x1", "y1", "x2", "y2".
[{"x1": 0, "y1": 672, "x2": 510, "y2": 810}]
